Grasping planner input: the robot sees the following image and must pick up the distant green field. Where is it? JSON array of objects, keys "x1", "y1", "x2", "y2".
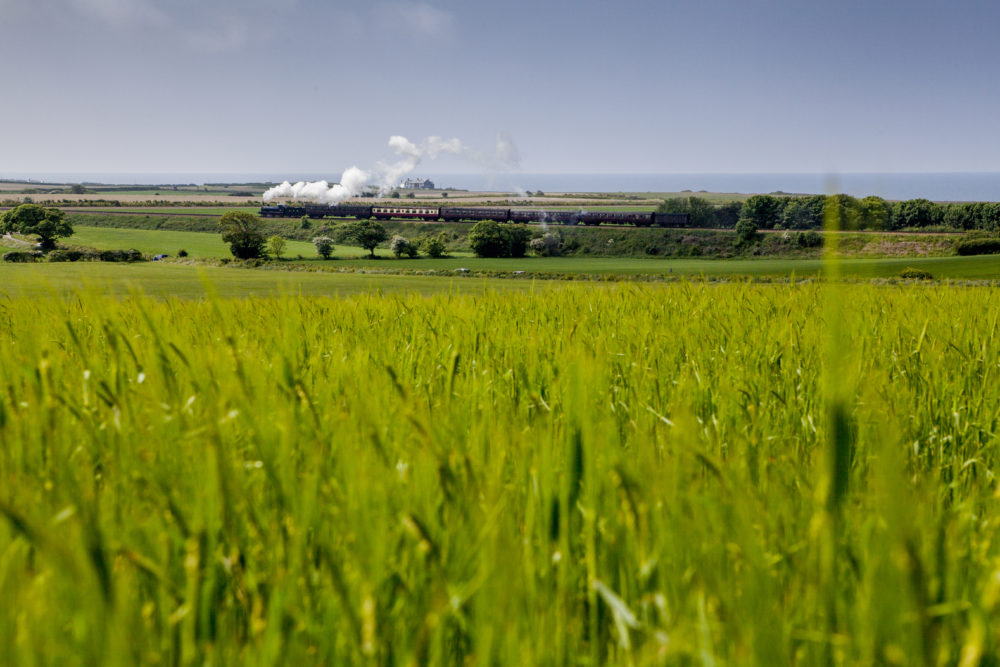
[
  {"x1": 59, "y1": 226, "x2": 1000, "y2": 280},
  {"x1": 68, "y1": 225, "x2": 406, "y2": 259}
]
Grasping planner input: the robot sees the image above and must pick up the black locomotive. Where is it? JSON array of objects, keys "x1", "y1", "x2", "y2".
[{"x1": 260, "y1": 202, "x2": 689, "y2": 227}]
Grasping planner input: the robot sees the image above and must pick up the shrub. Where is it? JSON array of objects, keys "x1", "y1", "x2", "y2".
[
  {"x1": 796, "y1": 231, "x2": 823, "y2": 248},
  {"x1": 529, "y1": 232, "x2": 562, "y2": 257},
  {"x1": 468, "y1": 221, "x2": 532, "y2": 258},
  {"x1": 47, "y1": 250, "x2": 83, "y2": 262},
  {"x1": 2, "y1": 251, "x2": 39, "y2": 263},
  {"x1": 420, "y1": 233, "x2": 447, "y2": 258},
  {"x1": 390, "y1": 235, "x2": 418, "y2": 258},
  {"x1": 900, "y1": 268, "x2": 934, "y2": 280},
  {"x1": 99, "y1": 249, "x2": 144, "y2": 262},
  {"x1": 955, "y1": 237, "x2": 1000, "y2": 256},
  {"x1": 734, "y1": 219, "x2": 758, "y2": 243},
  {"x1": 313, "y1": 236, "x2": 335, "y2": 259}
]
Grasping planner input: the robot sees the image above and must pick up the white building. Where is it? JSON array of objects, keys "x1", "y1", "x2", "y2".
[{"x1": 399, "y1": 178, "x2": 435, "y2": 190}]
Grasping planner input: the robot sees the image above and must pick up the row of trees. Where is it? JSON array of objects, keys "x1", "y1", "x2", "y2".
[
  {"x1": 659, "y1": 194, "x2": 1000, "y2": 232},
  {"x1": 222, "y1": 212, "x2": 450, "y2": 260}
]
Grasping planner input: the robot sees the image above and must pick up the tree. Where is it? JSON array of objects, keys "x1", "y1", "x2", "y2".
[
  {"x1": 712, "y1": 202, "x2": 742, "y2": 228},
  {"x1": 891, "y1": 199, "x2": 942, "y2": 229},
  {"x1": 339, "y1": 220, "x2": 389, "y2": 257},
  {"x1": 267, "y1": 235, "x2": 287, "y2": 259},
  {"x1": 824, "y1": 194, "x2": 862, "y2": 230},
  {"x1": 0, "y1": 204, "x2": 73, "y2": 250},
  {"x1": 468, "y1": 221, "x2": 531, "y2": 258},
  {"x1": 859, "y1": 196, "x2": 892, "y2": 230},
  {"x1": 657, "y1": 197, "x2": 689, "y2": 215},
  {"x1": 420, "y1": 232, "x2": 447, "y2": 258},
  {"x1": 686, "y1": 197, "x2": 714, "y2": 228},
  {"x1": 312, "y1": 236, "x2": 334, "y2": 259},
  {"x1": 740, "y1": 195, "x2": 785, "y2": 230},
  {"x1": 734, "y1": 218, "x2": 758, "y2": 243},
  {"x1": 219, "y1": 210, "x2": 266, "y2": 259}
]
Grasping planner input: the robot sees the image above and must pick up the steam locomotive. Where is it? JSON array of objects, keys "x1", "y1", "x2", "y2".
[{"x1": 259, "y1": 202, "x2": 690, "y2": 227}]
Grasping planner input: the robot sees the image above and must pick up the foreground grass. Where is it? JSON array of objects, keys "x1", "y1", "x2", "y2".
[{"x1": 2, "y1": 284, "x2": 1000, "y2": 664}]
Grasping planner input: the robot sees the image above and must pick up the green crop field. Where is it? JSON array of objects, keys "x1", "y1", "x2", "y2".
[
  {"x1": 0, "y1": 263, "x2": 536, "y2": 298},
  {"x1": 2, "y1": 283, "x2": 1000, "y2": 665}
]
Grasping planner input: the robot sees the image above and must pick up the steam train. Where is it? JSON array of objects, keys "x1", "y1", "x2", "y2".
[{"x1": 259, "y1": 202, "x2": 690, "y2": 227}]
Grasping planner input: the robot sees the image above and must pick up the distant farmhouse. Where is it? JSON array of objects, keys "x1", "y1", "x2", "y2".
[{"x1": 399, "y1": 177, "x2": 435, "y2": 190}]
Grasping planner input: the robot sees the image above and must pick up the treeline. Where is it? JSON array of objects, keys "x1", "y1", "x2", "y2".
[{"x1": 659, "y1": 194, "x2": 1000, "y2": 231}]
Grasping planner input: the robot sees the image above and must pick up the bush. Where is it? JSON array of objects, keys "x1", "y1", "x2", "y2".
[
  {"x1": 99, "y1": 249, "x2": 144, "y2": 262},
  {"x1": 390, "y1": 235, "x2": 418, "y2": 258},
  {"x1": 313, "y1": 236, "x2": 334, "y2": 259},
  {"x1": 419, "y1": 233, "x2": 448, "y2": 258},
  {"x1": 468, "y1": 221, "x2": 532, "y2": 258},
  {"x1": 734, "y1": 219, "x2": 758, "y2": 243},
  {"x1": 2, "y1": 251, "x2": 39, "y2": 263},
  {"x1": 955, "y1": 237, "x2": 1000, "y2": 256},
  {"x1": 47, "y1": 250, "x2": 83, "y2": 262},
  {"x1": 796, "y1": 231, "x2": 823, "y2": 248},
  {"x1": 529, "y1": 232, "x2": 562, "y2": 257},
  {"x1": 900, "y1": 268, "x2": 934, "y2": 280}
]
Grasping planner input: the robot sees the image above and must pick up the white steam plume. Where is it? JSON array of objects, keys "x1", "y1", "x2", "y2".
[
  {"x1": 376, "y1": 133, "x2": 520, "y2": 193},
  {"x1": 263, "y1": 134, "x2": 520, "y2": 204},
  {"x1": 262, "y1": 166, "x2": 370, "y2": 204}
]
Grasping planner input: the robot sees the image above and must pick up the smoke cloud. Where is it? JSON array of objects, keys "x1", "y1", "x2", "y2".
[
  {"x1": 262, "y1": 166, "x2": 370, "y2": 204},
  {"x1": 263, "y1": 133, "x2": 520, "y2": 204}
]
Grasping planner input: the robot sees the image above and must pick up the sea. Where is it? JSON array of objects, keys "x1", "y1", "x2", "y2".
[{"x1": 5, "y1": 172, "x2": 1000, "y2": 202}]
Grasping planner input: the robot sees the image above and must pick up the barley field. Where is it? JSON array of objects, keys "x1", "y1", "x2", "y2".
[{"x1": 1, "y1": 283, "x2": 999, "y2": 665}]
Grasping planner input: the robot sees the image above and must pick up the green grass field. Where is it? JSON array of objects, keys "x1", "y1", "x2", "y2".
[
  {"x1": 58, "y1": 225, "x2": 1000, "y2": 281},
  {"x1": 0, "y1": 263, "x2": 539, "y2": 298},
  {"x1": 2, "y1": 284, "x2": 1000, "y2": 664},
  {"x1": 67, "y1": 226, "x2": 406, "y2": 260}
]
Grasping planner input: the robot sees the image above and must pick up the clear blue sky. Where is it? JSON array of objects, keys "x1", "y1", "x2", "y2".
[{"x1": 2, "y1": 0, "x2": 999, "y2": 175}]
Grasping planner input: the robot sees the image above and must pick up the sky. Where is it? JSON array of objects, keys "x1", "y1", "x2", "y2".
[{"x1": 2, "y1": 0, "x2": 1000, "y2": 177}]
